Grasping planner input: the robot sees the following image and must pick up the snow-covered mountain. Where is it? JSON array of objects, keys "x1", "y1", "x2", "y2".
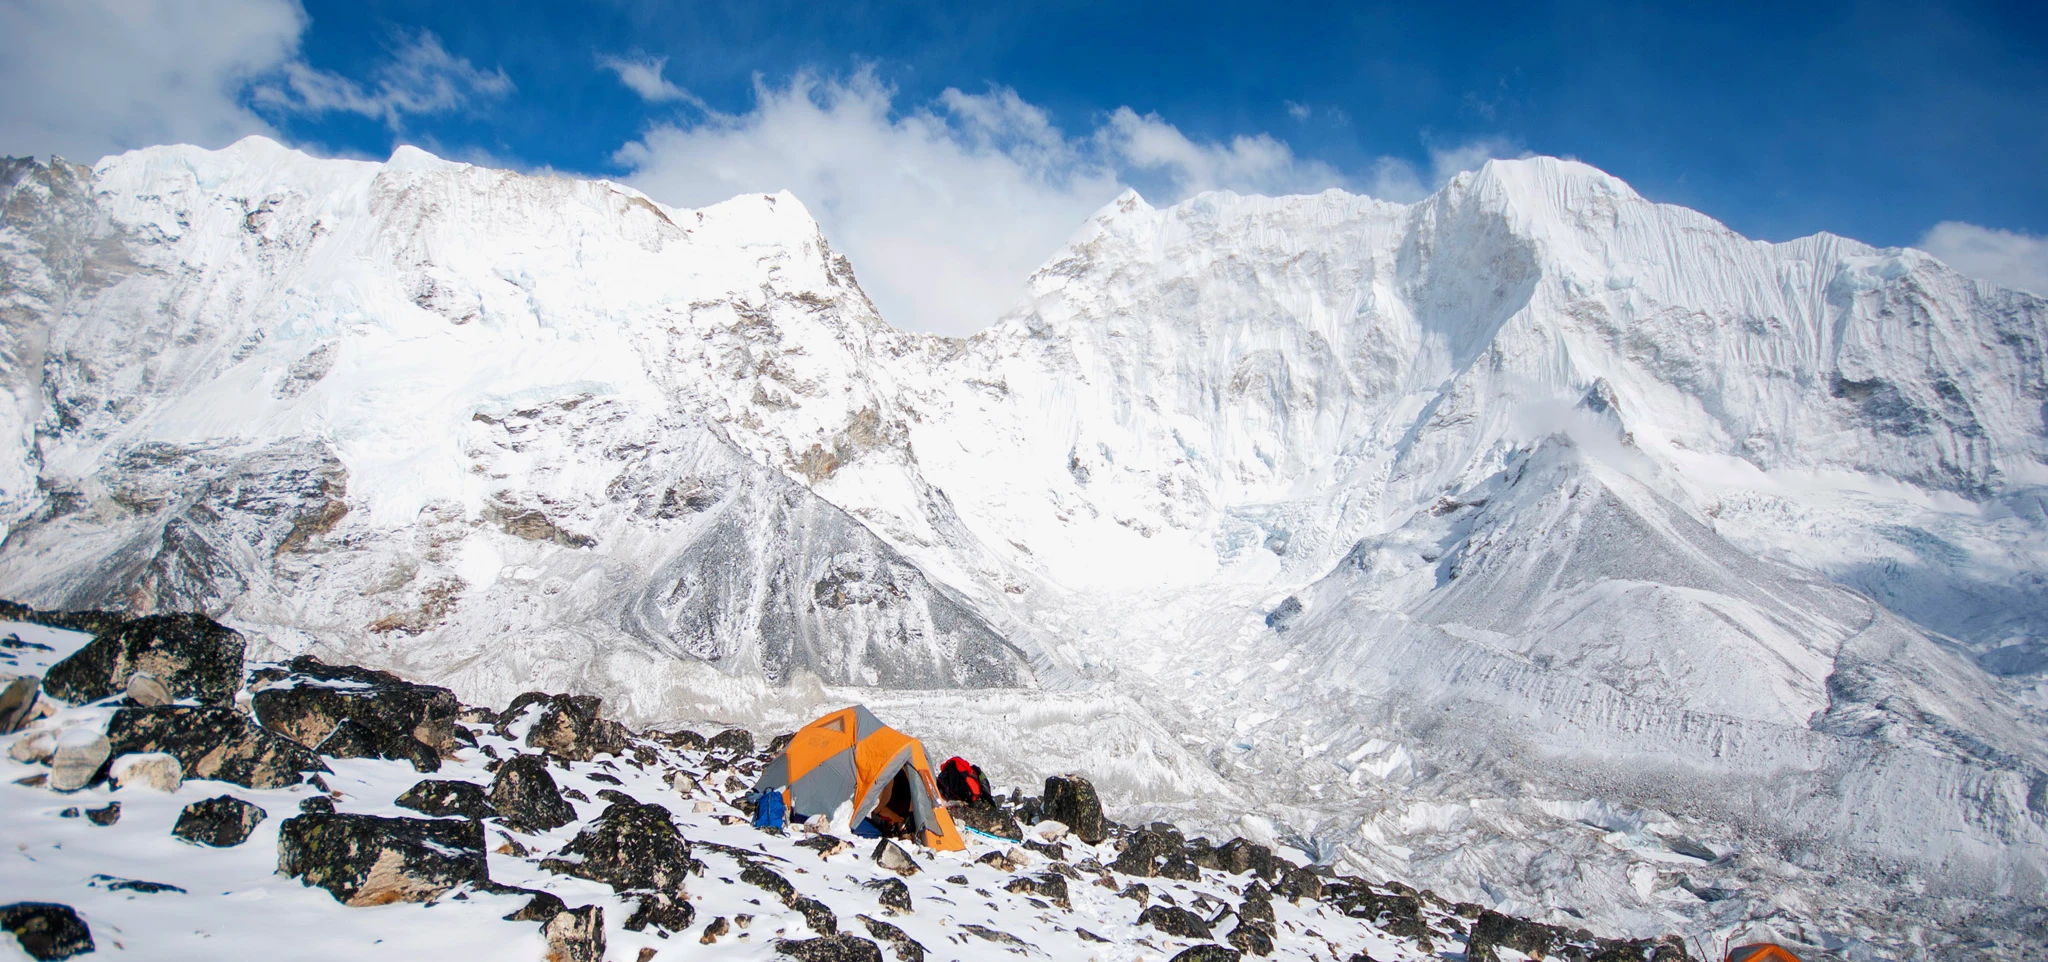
[{"x1": 1, "y1": 137, "x2": 2044, "y2": 957}]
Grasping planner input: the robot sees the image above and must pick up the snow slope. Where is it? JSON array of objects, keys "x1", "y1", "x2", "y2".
[{"x1": 1, "y1": 139, "x2": 2044, "y2": 956}]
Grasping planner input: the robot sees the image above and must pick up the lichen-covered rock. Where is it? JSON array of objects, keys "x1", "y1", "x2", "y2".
[
  {"x1": 1004, "y1": 872, "x2": 1071, "y2": 909},
  {"x1": 1041, "y1": 774, "x2": 1106, "y2": 844},
  {"x1": 1239, "y1": 881, "x2": 1276, "y2": 923},
  {"x1": 277, "y1": 812, "x2": 487, "y2": 906},
  {"x1": 539, "y1": 798, "x2": 700, "y2": 894},
  {"x1": 523, "y1": 693, "x2": 630, "y2": 762},
  {"x1": 488, "y1": 754, "x2": 575, "y2": 832},
  {"x1": 790, "y1": 895, "x2": 837, "y2": 935},
  {"x1": 1278, "y1": 866, "x2": 1324, "y2": 902},
  {"x1": 1139, "y1": 904, "x2": 1214, "y2": 939},
  {"x1": 106, "y1": 705, "x2": 327, "y2": 789},
  {"x1": 542, "y1": 904, "x2": 604, "y2": 962},
  {"x1": 856, "y1": 914, "x2": 926, "y2": 962},
  {"x1": 252, "y1": 657, "x2": 462, "y2": 772},
  {"x1": 775, "y1": 933, "x2": 882, "y2": 962},
  {"x1": 1167, "y1": 946, "x2": 1243, "y2": 962},
  {"x1": 707, "y1": 727, "x2": 754, "y2": 757},
  {"x1": 41, "y1": 612, "x2": 245, "y2": 706},
  {"x1": 742, "y1": 863, "x2": 798, "y2": 903},
  {"x1": 173, "y1": 795, "x2": 267, "y2": 847},
  {"x1": 394, "y1": 779, "x2": 497, "y2": 820},
  {"x1": 0, "y1": 902, "x2": 95, "y2": 961},
  {"x1": 1227, "y1": 920, "x2": 1276, "y2": 957},
  {"x1": 948, "y1": 797, "x2": 1023, "y2": 840},
  {"x1": 863, "y1": 876, "x2": 912, "y2": 914},
  {"x1": 1113, "y1": 826, "x2": 1200, "y2": 881}
]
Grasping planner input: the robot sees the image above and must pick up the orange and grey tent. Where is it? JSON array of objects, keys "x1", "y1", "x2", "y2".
[
  {"x1": 1728, "y1": 945, "x2": 1803, "y2": 962},
  {"x1": 749, "y1": 705, "x2": 965, "y2": 851}
]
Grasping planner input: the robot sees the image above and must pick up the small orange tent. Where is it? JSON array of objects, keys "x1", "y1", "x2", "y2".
[
  {"x1": 1728, "y1": 945, "x2": 1803, "y2": 962},
  {"x1": 749, "y1": 705, "x2": 966, "y2": 851}
]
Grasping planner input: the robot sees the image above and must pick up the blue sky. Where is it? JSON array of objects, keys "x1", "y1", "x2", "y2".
[{"x1": 4, "y1": 0, "x2": 2045, "y2": 331}]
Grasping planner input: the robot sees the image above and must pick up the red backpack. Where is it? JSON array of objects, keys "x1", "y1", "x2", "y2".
[{"x1": 937, "y1": 756, "x2": 985, "y2": 804}]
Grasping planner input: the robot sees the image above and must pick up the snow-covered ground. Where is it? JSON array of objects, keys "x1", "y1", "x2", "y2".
[{"x1": 0, "y1": 139, "x2": 2043, "y2": 956}]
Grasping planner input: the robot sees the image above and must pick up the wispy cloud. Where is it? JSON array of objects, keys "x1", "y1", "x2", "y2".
[
  {"x1": 597, "y1": 53, "x2": 713, "y2": 112},
  {"x1": 1917, "y1": 221, "x2": 2048, "y2": 296},
  {"x1": 251, "y1": 31, "x2": 512, "y2": 130}
]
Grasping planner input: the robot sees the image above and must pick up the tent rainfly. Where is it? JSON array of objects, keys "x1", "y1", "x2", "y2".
[{"x1": 748, "y1": 705, "x2": 966, "y2": 851}]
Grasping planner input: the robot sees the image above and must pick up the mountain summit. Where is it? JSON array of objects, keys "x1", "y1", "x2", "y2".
[{"x1": 1, "y1": 138, "x2": 2043, "y2": 955}]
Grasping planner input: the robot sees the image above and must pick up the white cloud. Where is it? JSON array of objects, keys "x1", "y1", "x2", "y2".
[
  {"x1": 1286, "y1": 101, "x2": 1313, "y2": 121},
  {"x1": 612, "y1": 69, "x2": 1506, "y2": 335},
  {"x1": 1917, "y1": 221, "x2": 2048, "y2": 296},
  {"x1": 0, "y1": 0, "x2": 304, "y2": 163},
  {"x1": 597, "y1": 54, "x2": 710, "y2": 111},
  {"x1": 251, "y1": 31, "x2": 512, "y2": 129}
]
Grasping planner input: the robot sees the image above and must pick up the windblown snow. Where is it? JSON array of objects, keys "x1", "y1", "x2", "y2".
[{"x1": 1, "y1": 137, "x2": 2044, "y2": 957}]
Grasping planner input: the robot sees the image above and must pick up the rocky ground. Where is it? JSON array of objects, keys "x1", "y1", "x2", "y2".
[{"x1": 0, "y1": 604, "x2": 1693, "y2": 962}]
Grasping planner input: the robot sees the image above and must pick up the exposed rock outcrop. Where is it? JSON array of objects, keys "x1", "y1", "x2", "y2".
[
  {"x1": 172, "y1": 795, "x2": 266, "y2": 846},
  {"x1": 0, "y1": 903, "x2": 94, "y2": 961},
  {"x1": 277, "y1": 812, "x2": 488, "y2": 906},
  {"x1": 107, "y1": 705, "x2": 327, "y2": 788},
  {"x1": 488, "y1": 754, "x2": 575, "y2": 832},
  {"x1": 41, "y1": 612, "x2": 245, "y2": 706}
]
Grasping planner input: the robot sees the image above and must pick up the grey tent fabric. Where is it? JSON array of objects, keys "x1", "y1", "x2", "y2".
[
  {"x1": 759, "y1": 746, "x2": 858, "y2": 818},
  {"x1": 852, "y1": 705, "x2": 887, "y2": 740}
]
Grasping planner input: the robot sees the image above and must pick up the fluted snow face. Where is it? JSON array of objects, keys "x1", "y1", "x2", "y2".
[{"x1": 2, "y1": 139, "x2": 2045, "y2": 953}]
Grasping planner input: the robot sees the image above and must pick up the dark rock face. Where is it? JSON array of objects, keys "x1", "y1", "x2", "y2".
[
  {"x1": 523, "y1": 694, "x2": 630, "y2": 762},
  {"x1": 870, "y1": 838, "x2": 921, "y2": 875},
  {"x1": 1113, "y1": 826, "x2": 1201, "y2": 881},
  {"x1": 707, "y1": 727, "x2": 755, "y2": 757},
  {"x1": 856, "y1": 914, "x2": 925, "y2": 962},
  {"x1": 1004, "y1": 872, "x2": 1071, "y2": 909},
  {"x1": 106, "y1": 705, "x2": 327, "y2": 789},
  {"x1": 542, "y1": 904, "x2": 605, "y2": 962},
  {"x1": 83, "y1": 802, "x2": 119, "y2": 826},
  {"x1": 1041, "y1": 775, "x2": 1106, "y2": 844},
  {"x1": 1239, "y1": 881, "x2": 1275, "y2": 924},
  {"x1": 646, "y1": 728, "x2": 706, "y2": 751},
  {"x1": 1464, "y1": 910, "x2": 1691, "y2": 962},
  {"x1": 277, "y1": 812, "x2": 487, "y2": 906},
  {"x1": 395, "y1": 779, "x2": 498, "y2": 820},
  {"x1": 251, "y1": 657, "x2": 462, "y2": 772},
  {"x1": 172, "y1": 795, "x2": 267, "y2": 847},
  {"x1": 1138, "y1": 904, "x2": 1214, "y2": 939},
  {"x1": 947, "y1": 797, "x2": 1022, "y2": 840},
  {"x1": 300, "y1": 795, "x2": 336, "y2": 814},
  {"x1": 1278, "y1": 866, "x2": 1325, "y2": 902},
  {"x1": 790, "y1": 896, "x2": 838, "y2": 935},
  {"x1": 0, "y1": 903, "x2": 95, "y2": 961},
  {"x1": 41, "y1": 612, "x2": 245, "y2": 706},
  {"x1": 743, "y1": 863, "x2": 798, "y2": 904},
  {"x1": 775, "y1": 934, "x2": 884, "y2": 962},
  {"x1": 502, "y1": 890, "x2": 566, "y2": 922},
  {"x1": 488, "y1": 754, "x2": 576, "y2": 832},
  {"x1": 1167, "y1": 946, "x2": 1243, "y2": 962},
  {"x1": 0, "y1": 676, "x2": 41, "y2": 734},
  {"x1": 539, "y1": 800, "x2": 700, "y2": 935}
]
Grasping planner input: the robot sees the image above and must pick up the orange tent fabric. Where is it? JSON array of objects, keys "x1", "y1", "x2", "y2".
[
  {"x1": 1728, "y1": 945, "x2": 1803, "y2": 962},
  {"x1": 749, "y1": 705, "x2": 965, "y2": 851}
]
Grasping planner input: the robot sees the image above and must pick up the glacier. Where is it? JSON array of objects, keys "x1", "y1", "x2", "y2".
[{"x1": 0, "y1": 136, "x2": 2044, "y2": 957}]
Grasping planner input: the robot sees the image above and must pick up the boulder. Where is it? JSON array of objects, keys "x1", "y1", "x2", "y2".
[
  {"x1": 0, "y1": 903, "x2": 94, "y2": 961},
  {"x1": 1238, "y1": 881, "x2": 1275, "y2": 923},
  {"x1": 1004, "y1": 872, "x2": 1071, "y2": 909},
  {"x1": 539, "y1": 798, "x2": 700, "y2": 935},
  {"x1": 647, "y1": 728, "x2": 707, "y2": 751},
  {"x1": 707, "y1": 727, "x2": 754, "y2": 756},
  {"x1": 1168, "y1": 947, "x2": 1243, "y2": 962},
  {"x1": 871, "y1": 838, "x2": 921, "y2": 876},
  {"x1": 488, "y1": 754, "x2": 576, "y2": 832},
  {"x1": 775, "y1": 934, "x2": 883, "y2": 962},
  {"x1": 1227, "y1": 920, "x2": 1276, "y2": 957},
  {"x1": 41, "y1": 612, "x2": 245, "y2": 707},
  {"x1": 84, "y1": 802, "x2": 120, "y2": 826},
  {"x1": 1113, "y1": 826, "x2": 1200, "y2": 881},
  {"x1": 277, "y1": 812, "x2": 488, "y2": 906},
  {"x1": 251, "y1": 657, "x2": 462, "y2": 772},
  {"x1": 109, "y1": 752, "x2": 183, "y2": 793},
  {"x1": 1278, "y1": 866, "x2": 1324, "y2": 902},
  {"x1": 172, "y1": 795, "x2": 267, "y2": 847},
  {"x1": 542, "y1": 904, "x2": 605, "y2": 962},
  {"x1": 106, "y1": 705, "x2": 327, "y2": 789},
  {"x1": 1138, "y1": 904, "x2": 1214, "y2": 939},
  {"x1": 700, "y1": 915, "x2": 731, "y2": 944},
  {"x1": 123, "y1": 672, "x2": 171, "y2": 707},
  {"x1": 742, "y1": 864, "x2": 798, "y2": 903},
  {"x1": 46, "y1": 730, "x2": 110, "y2": 792},
  {"x1": 863, "y1": 877, "x2": 912, "y2": 914},
  {"x1": 856, "y1": 915, "x2": 926, "y2": 962},
  {"x1": 948, "y1": 797, "x2": 1023, "y2": 840},
  {"x1": 790, "y1": 896, "x2": 838, "y2": 935},
  {"x1": 300, "y1": 795, "x2": 336, "y2": 814},
  {"x1": 394, "y1": 779, "x2": 497, "y2": 820},
  {"x1": 523, "y1": 694, "x2": 631, "y2": 762},
  {"x1": 1212, "y1": 838, "x2": 1277, "y2": 879},
  {"x1": 1041, "y1": 775, "x2": 1106, "y2": 844},
  {"x1": 0, "y1": 676, "x2": 43, "y2": 734}
]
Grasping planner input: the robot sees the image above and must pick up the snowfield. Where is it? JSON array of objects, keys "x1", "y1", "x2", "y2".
[{"x1": 0, "y1": 137, "x2": 2044, "y2": 958}]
